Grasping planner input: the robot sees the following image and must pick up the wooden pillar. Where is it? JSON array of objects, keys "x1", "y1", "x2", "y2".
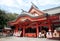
[
  {"x1": 23, "y1": 26, "x2": 25, "y2": 37},
  {"x1": 48, "y1": 20, "x2": 52, "y2": 31},
  {"x1": 15, "y1": 25, "x2": 18, "y2": 33},
  {"x1": 36, "y1": 24, "x2": 39, "y2": 37},
  {"x1": 48, "y1": 24, "x2": 51, "y2": 31}
]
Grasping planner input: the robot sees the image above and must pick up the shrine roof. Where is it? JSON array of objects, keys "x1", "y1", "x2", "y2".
[
  {"x1": 19, "y1": 11, "x2": 45, "y2": 18},
  {"x1": 8, "y1": 3, "x2": 60, "y2": 26},
  {"x1": 43, "y1": 6, "x2": 60, "y2": 15}
]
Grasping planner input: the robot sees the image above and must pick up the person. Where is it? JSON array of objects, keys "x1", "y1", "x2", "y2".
[
  {"x1": 13, "y1": 31, "x2": 22, "y2": 37},
  {"x1": 53, "y1": 30, "x2": 59, "y2": 38},
  {"x1": 38, "y1": 32, "x2": 41, "y2": 38},
  {"x1": 41, "y1": 33, "x2": 45, "y2": 38},
  {"x1": 46, "y1": 30, "x2": 52, "y2": 38},
  {"x1": 40, "y1": 30, "x2": 46, "y2": 38}
]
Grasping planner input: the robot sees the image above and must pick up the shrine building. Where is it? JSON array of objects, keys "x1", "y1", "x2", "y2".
[{"x1": 8, "y1": 3, "x2": 60, "y2": 38}]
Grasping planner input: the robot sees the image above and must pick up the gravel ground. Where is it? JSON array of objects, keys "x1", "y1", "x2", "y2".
[{"x1": 0, "y1": 37, "x2": 59, "y2": 41}]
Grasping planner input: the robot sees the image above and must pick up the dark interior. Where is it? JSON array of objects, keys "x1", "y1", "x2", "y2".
[
  {"x1": 25, "y1": 27, "x2": 36, "y2": 33},
  {"x1": 39, "y1": 26, "x2": 48, "y2": 32}
]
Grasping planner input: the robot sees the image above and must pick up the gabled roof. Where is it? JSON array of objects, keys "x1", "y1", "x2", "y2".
[
  {"x1": 8, "y1": 3, "x2": 47, "y2": 26},
  {"x1": 8, "y1": 11, "x2": 46, "y2": 26},
  {"x1": 28, "y1": 2, "x2": 44, "y2": 15},
  {"x1": 19, "y1": 11, "x2": 44, "y2": 18}
]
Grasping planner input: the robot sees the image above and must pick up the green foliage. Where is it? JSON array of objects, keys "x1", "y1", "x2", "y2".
[
  {"x1": 0, "y1": 9, "x2": 18, "y2": 29},
  {"x1": 7, "y1": 13, "x2": 18, "y2": 21},
  {"x1": 0, "y1": 10, "x2": 7, "y2": 28}
]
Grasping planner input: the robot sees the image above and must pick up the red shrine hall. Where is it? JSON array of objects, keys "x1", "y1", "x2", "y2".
[{"x1": 8, "y1": 4, "x2": 60, "y2": 38}]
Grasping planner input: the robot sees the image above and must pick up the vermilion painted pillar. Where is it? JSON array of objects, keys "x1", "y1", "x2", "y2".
[
  {"x1": 36, "y1": 24, "x2": 39, "y2": 37},
  {"x1": 48, "y1": 25, "x2": 51, "y2": 31},
  {"x1": 15, "y1": 25, "x2": 18, "y2": 33},
  {"x1": 48, "y1": 20, "x2": 52, "y2": 31},
  {"x1": 23, "y1": 26, "x2": 25, "y2": 37}
]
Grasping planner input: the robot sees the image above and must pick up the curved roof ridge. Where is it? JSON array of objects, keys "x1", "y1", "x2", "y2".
[
  {"x1": 20, "y1": 11, "x2": 40, "y2": 18},
  {"x1": 31, "y1": 2, "x2": 39, "y2": 9}
]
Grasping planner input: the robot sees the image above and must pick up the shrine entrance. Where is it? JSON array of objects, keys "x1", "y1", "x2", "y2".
[
  {"x1": 38, "y1": 26, "x2": 48, "y2": 38},
  {"x1": 25, "y1": 27, "x2": 36, "y2": 37}
]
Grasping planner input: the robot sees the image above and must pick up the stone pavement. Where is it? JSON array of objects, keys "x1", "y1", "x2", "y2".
[{"x1": 0, "y1": 37, "x2": 59, "y2": 41}]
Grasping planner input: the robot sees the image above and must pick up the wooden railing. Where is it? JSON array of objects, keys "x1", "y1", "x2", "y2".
[{"x1": 25, "y1": 33, "x2": 36, "y2": 37}]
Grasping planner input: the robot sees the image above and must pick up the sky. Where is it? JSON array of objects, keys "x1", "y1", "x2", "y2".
[{"x1": 0, "y1": 0, "x2": 60, "y2": 14}]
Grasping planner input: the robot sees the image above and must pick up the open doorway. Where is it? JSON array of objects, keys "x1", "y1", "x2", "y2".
[
  {"x1": 25, "y1": 27, "x2": 36, "y2": 33},
  {"x1": 38, "y1": 26, "x2": 48, "y2": 38},
  {"x1": 41, "y1": 26, "x2": 48, "y2": 32},
  {"x1": 39, "y1": 26, "x2": 48, "y2": 32},
  {"x1": 25, "y1": 27, "x2": 36, "y2": 37}
]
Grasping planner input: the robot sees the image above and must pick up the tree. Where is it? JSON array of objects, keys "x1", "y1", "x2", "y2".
[
  {"x1": 0, "y1": 9, "x2": 19, "y2": 29},
  {"x1": 7, "y1": 13, "x2": 18, "y2": 21},
  {"x1": 0, "y1": 9, "x2": 8, "y2": 29}
]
